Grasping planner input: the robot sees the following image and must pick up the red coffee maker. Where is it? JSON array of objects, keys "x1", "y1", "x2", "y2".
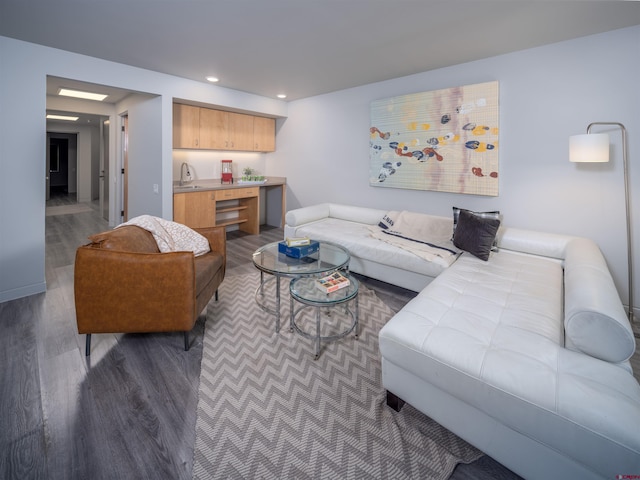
[{"x1": 221, "y1": 159, "x2": 233, "y2": 184}]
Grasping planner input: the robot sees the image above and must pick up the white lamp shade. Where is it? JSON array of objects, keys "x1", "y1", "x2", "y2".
[{"x1": 569, "y1": 133, "x2": 609, "y2": 163}]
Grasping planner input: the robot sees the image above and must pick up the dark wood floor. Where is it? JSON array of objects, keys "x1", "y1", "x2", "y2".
[{"x1": 1, "y1": 195, "x2": 638, "y2": 479}]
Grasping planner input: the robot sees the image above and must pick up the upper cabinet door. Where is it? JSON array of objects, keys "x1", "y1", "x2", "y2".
[
  {"x1": 227, "y1": 112, "x2": 254, "y2": 151},
  {"x1": 200, "y1": 108, "x2": 228, "y2": 150},
  {"x1": 173, "y1": 104, "x2": 200, "y2": 148},
  {"x1": 253, "y1": 117, "x2": 276, "y2": 152}
]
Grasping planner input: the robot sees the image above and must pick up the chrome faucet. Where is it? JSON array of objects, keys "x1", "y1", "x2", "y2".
[{"x1": 180, "y1": 162, "x2": 191, "y2": 186}]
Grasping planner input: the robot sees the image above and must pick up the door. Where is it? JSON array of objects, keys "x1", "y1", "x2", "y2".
[
  {"x1": 100, "y1": 119, "x2": 110, "y2": 221},
  {"x1": 46, "y1": 134, "x2": 75, "y2": 200},
  {"x1": 46, "y1": 137, "x2": 51, "y2": 201},
  {"x1": 121, "y1": 115, "x2": 129, "y2": 222}
]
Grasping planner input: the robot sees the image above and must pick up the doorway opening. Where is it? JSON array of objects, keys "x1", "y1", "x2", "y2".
[{"x1": 46, "y1": 132, "x2": 78, "y2": 205}]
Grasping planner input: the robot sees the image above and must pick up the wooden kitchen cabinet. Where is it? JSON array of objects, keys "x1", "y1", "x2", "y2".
[
  {"x1": 214, "y1": 187, "x2": 259, "y2": 234},
  {"x1": 173, "y1": 103, "x2": 275, "y2": 152},
  {"x1": 199, "y1": 109, "x2": 254, "y2": 151},
  {"x1": 173, "y1": 191, "x2": 216, "y2": 228},
  {"x1": 173, "y1": 186, "x2": 259, "y2": 234},
  {"x1": 253, "y1": 116, "x2": 276, "y2": 152},
  {"x1": 227, "y1": 112, "x2": 255, "y2": 151},
  {"x1": 199, "y1": 108, "x2": 228, "y2": 150},
  {"x1": 173, "y1": 104, "x2": 200, "y2": 148}
]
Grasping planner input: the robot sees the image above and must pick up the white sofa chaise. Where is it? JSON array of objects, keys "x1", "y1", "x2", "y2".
[{"x1": 285, "y1": 203, "x2": 640, "y2": 479}]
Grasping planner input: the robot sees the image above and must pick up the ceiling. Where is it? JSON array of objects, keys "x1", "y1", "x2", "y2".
[
  {"x1": 45, "y1": 77, "x2": 141, "y2": 126},
  {"x1": 2, "y1": 1, "x2": 640, "y2": 104}
]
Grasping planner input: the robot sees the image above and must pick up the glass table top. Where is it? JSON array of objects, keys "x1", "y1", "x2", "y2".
[{"x1": 252, "y1": 241, "x2": 350, "y2": 277}]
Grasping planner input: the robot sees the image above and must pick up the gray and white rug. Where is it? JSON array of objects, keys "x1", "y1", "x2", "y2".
[{"x1": 193, "y1": 273, "x2": 483, "y2": 479}]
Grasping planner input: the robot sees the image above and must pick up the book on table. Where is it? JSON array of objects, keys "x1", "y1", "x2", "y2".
[
  {"x1": 315, "y1": 271, "x2": 350, "y2": 293},
  {"x1": 285, "y1": 236, "x2": 311, "y2": 247}
]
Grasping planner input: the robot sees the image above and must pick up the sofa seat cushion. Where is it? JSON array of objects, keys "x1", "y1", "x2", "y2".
[
  {"x1": 379, "y1": 250, "x2": 640, "y2": 469},
  {"x1": 88, "y1": 226, "x2": 160, "y2": 253},
  {"x1": 290, "y1": 218, "x2": 449, "y2": 278},
  {"x1": 380, "y1": 251, "x2": 564, "y2": 395}
]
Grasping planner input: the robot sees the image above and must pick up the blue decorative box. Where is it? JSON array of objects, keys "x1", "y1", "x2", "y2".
[{"x1": 278, "y1": 240, "x2": 320, "y2": 258}]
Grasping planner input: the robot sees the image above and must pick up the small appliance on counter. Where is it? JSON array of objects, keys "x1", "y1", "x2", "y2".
[{"x1": 221, "y1": 159, "x2": 233, "y2": 184}]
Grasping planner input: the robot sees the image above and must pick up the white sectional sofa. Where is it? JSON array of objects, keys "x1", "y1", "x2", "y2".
[
  {"x1": 285, "y1": 203, "x2": 640, "y2": 479},
  {"x1": 284, "y1": 203, "x2": 454, "y2": 292}
]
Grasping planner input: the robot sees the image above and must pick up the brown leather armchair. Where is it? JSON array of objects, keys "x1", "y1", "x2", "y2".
[{"x1": 74, "y1": 225, "x2": 226, "y2": 355}]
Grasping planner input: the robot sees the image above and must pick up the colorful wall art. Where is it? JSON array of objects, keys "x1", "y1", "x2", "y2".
[{"x1": 370, "y1": 81, "x2": 499, "y2": 196}]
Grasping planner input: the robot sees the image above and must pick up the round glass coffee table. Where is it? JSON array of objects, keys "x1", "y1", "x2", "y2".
[
  {"x1": 289, "y1": 274, "x2": 359, "y2": 359},
  {"x1": 252, "y1": 241, "x2": 350, "y2": 332}
]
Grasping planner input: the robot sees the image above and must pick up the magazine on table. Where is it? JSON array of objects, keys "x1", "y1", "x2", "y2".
[{"x1": 315, "y1": 271, "x2": 350, "y2": 293}]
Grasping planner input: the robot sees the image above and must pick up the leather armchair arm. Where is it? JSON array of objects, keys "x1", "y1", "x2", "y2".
[
  {"x1": 195, "y1": 226, "x2": 226, "y2": 275},
  {"x1": 74, "y1": 247, "x2": 197, "y2": 334}
]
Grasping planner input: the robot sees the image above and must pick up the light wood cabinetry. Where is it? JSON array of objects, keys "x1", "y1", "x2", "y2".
[
  {"x1": 199, "y1": 108, "x2": 227, "y2": 150},
  {"x1": 173, "y1": 191, "x2": 216, "y2": 229},
  {"x1": 173, "y1": 104, "x2": 201, "y2": 148},
  {"x1": 173, "y1": 187, "x2": 259, "y2": 234},
  {"x1": 173, "y1": 103, "x2": 275, "y2": 152},
  {"x1": 253, "y1": 116, "x2": 276, "y2": 152},
  {"x1": 227, "y1": 112, "x2": 255, "y2": 151}
]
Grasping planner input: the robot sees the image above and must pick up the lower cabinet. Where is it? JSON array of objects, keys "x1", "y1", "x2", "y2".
[{"x1": 173, "y1": 187, "x2": 259, "y2": 234}]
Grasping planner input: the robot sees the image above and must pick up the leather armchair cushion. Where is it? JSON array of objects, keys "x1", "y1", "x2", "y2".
[{"x1": 88, "y1": 225, "x2": 160, "y2": 253}]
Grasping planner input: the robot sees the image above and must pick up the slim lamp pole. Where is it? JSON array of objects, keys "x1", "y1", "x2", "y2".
[{"x1": 586, "y1": 122, "x2": 634, "y2": 326}]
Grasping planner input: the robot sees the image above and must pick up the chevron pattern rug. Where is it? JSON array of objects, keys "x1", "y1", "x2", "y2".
[{"x1": 193, "y1": 273, "x2": 483, "y2": 479}]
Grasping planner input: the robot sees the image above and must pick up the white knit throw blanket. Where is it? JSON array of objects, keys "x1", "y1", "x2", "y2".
[
  {"x1": 117, "y1": 215, "x2": 210, "y2": 256},
  {"x1": 369, "y1": 210, "x2": 459, "y2": 265}
]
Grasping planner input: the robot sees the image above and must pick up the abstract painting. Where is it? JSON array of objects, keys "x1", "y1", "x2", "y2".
[{"x1": 370, "y1": 81, "x2": 499, "y2": 196}]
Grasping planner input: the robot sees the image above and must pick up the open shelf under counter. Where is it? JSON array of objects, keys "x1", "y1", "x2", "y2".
[{"x1": 173, "y1": 177, "x2": 286, "y2": 234}]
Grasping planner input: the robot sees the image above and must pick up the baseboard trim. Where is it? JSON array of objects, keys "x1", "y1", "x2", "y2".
[{"x1": 0, "y1": 281, "x2": 46, "y2": 303}]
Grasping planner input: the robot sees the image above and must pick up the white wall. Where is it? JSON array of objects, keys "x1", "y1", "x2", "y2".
[
  {"x1": 2, "y1": 27, "x2": 638, "y2": 314},
  {"x1": 0, "y1": 35, "x2": 286, "y2": 302},
  {"x1": 270, "y1": 26, "x2": 640, "y2": 318}
]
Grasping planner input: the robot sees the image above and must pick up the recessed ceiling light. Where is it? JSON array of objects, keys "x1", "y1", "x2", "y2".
[
  {"x1": 58, "y1": 88, "x2": 108, "y2": 101},
  {"x1": 277, "y1": 94, "x2": 287, "y2": 99},
  {"x1": 206, "y1": 76, "x2": 219, "y2": 83},
  {"x1": 46, "y1": 114, "x2": 79, "y2": 121}
]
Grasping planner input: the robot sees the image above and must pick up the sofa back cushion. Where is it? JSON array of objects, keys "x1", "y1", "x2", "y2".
[
  {"x1": 328, "y1": 204, "x2": 387, "y2": 225},
  {"x1": 564, "y1": 238, "x2": 636, "y2": 363},
  {"x1": 285, "y1": 203, "x2": 331, "y2": 228},
  {"x1": 88, "y1": 226, "x2": 160, "y2": 253}
]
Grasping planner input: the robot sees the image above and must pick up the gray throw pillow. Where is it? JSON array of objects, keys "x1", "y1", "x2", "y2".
[
  {"x1": 452, "y1": 209, "x2": 501, "y2": 261},
  {"x1": 452, "y1": 206, "x2": 501, "y2": 251}
]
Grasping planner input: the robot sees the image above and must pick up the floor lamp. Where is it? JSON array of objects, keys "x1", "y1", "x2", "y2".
[{"x1": 569, "y1": 122, "x2": 635, "y2": 330}]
